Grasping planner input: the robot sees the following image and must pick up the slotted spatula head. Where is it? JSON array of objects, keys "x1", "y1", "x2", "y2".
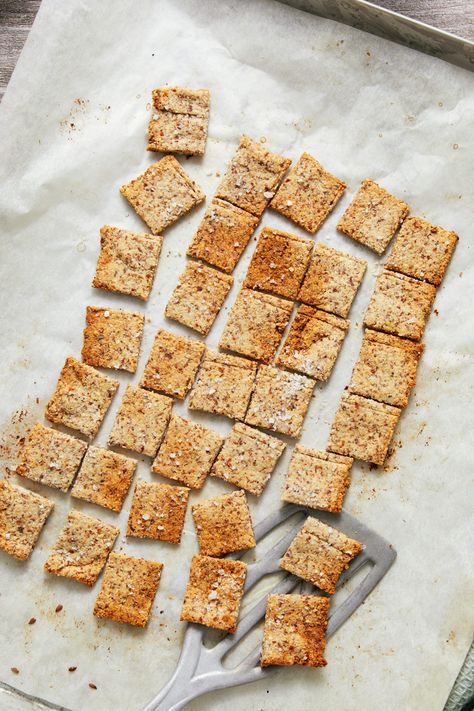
[{"x1": 144, "y1": 503, "x2": 396, "y2": 711}]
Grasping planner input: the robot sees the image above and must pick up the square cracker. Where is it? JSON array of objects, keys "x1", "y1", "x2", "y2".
[
  {"x1": 148, "y1": 87, "x2": 210, "y2": 156},
  {"x1": 279, "y1": 516, "x2": 362, "y2": 594},
  {"x1": 44, "y1": 509, "x2": 119, "y2": 586},
  {"x1": 243, "y1": 227, "x2": 313, "y2": 299},
  {"x1": 211, "y1": 422, "x2": 286, "y2": 496},
  {"x1": 219, "y1": 288, "x2": 293, "y2": 364},
  {"x1": 337, "y1": 179, "x2": 409, "y2": 255},
  {"x1": 71, "y1": 446, "x2": 136, "y2": 513},
  {"x1": 120, "y1": 155, "x2": 205, "y2": 235},
  {"x1": 215, "y1": 135, "x2": 291, "y2": 217},
  {"x1": 187, "y1": 198, "x2": 258, "y2": 273},
  {"x1": 93, "y1": 552, "x2": 163, "y2": 627},
  {"x1": 298, "y1": 243, "x2": 367, "y2": 318},
  {"x1": 140, "y1": 329, "x2": 204, "y2": 399},
  {"x1": 385, "y1": 216, "x2": 458, "y2": 286},
  {"x1": 349, "y1": 329, "x2": 424, "y2": 408},
  {"x1": 270, "y1": 152, "x2": 346, "y2": 233},
  {"x1": 108, "y1": 385, "x2": 173, "y2": 457},
  {"x1": 0, "y1": 480, "x2": 53, "y2": 561},
  {"x1": 45, "y1": 357, "x2": 118, "y2": 439},
  {"x1": 188, "y1": 350, "x2": 257, "y2": 420},
  {"x1": 363, "y1": 269, "x2": 436, "y2": 341},
  {"x1": 327, "y1": 393, "x2": 401, "y2": 465},
  {"x1": 245, "y1": 365, "x2": 314, "y2": 438},
  {"x1": 276, "y1": 305, "x2": 349, "y2": 381},
  {"x1": 126, "y1": 479, "x2": 189, "y2": 544},
  {"x1": 17, "y1": 422, "x2": 87, "y2": 492},
  {"x1": 192, "y1": 489, "x2": 256, "y2": 556},
  {"x1": 92, "y1": 225, "x2": 162, "y2": 301},
  {"x1": 181, "y1": 555, "x2": 247, "y2": 633},
  {"x1": 261, "y1": 594, "x2": 330, "y2": 667},
  {"x1": 281, "y1": 445, "x2": 352, "y2": 513},
  {"x1": 165, "y1": 261, "x2": 233, "y2": 336},
  {"x1": 82, "y1": 306, "x2": 144, "y2": 373},
  {"x1": 151, "y1": 415, "x2": 223, "y2": 489}
]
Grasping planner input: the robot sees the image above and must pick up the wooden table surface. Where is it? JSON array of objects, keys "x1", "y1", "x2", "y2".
[{"x1": 0, "y1": 0, "x2": 473, "y2": 100}]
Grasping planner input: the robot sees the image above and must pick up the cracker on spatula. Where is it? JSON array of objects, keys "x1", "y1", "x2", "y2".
[
  {"x1": 192, "y1": 489, "x2": 256, "y2": 557},
  {"x1": 82, "y1": 306, "x2": 144, "y2": 373},
  {"x1": 148, "y1": 86, "x2": 210, "y2": 156},
  {"x1": 0, "y1": 480, "x2": 54, "y2": 561}
]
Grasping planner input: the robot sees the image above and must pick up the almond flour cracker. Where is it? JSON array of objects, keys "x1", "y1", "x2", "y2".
[
  {"x1": 148, "y1": 86, "x2": 210, "y2": 156},
  {"x1": 0, "y1": 479, "x2": 54, "y2": 561},
  {"x1": 82, "y1": 306, "x2": 144, "y2": 373},
  {"x1": 71, "y1": 446, "x2": 137, "y2": 513},
  {"x1": 192, "y1": 489, "x2": 256, "y2": 557},
  {"x1": 140, "y1": 329, "x2": 205, "y2": 399},
  {"x1": 126, "y1": 479, "x2": 189, "y2": 544}
]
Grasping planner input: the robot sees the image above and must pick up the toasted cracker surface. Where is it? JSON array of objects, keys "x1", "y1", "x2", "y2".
[
  {"x1": 180, "y1": 554, "x2": 247, "y2": 632},
  {"x1": 93, "y1": 552, "x2": 163, "y2": 627},
  {"x1": 44, "y1": 509, "x2": 119, "y2": 586},
  {"x1": 140, "y1": 328, "x2": 205, "y2": 399},
  {"x1": 363, "y1": 269, "x2": 436, "y2": 341},
  {"x1": 120, "y1": 156, "x2": 205, "y2": 234},
  {"x1": 71, "y1": 446, "x2": 136, "y2": 512},
  {"x1": 270, "y1": 152, "x2": 346, "y2": 233},
  {"x1": 337, "y1": 179, "x2": 409, "y2": 254},
  {"x1": 82, "y1": 306, "x2": 144, "y2": 373},
  {"x1": 152, "y1": 86, "x2": 210, "y2": 116},
  {"x1": 126, "y1": 479, "x2": 189, "y2": 544},
  {"x1": 192, "y1": 489, "x2": 256, "y2": 556},
  {"x1": 261, "y1": 594, "x2": 330, "y2": 667},
  {"x1": 298, "y1": 243, "x2": 367, "y2": 318},
  {"x1": 148, "y1": 111, "x2": 208, "y2": 156},
  {"x1": 280, "y1": 516, "x2": 362, "y2": 594},
  {"x1": 108, "y1": 385, "x2": 172, "y2": 457},
  {"x1": 0, "y1": 480, "x2": 54, "y2": 560},
  {"x1": 92, "y1": 225, "x2": 162, "y2": 301},
  {"x1": 17, "y1": 422, "x2": 87, "y2": 492},
  {"x1": 45, "y1": 357, "x2": 118, "y2": 439}
]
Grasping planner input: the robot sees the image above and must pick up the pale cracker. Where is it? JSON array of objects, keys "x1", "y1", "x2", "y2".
[
  {"x1": 16, "y1": 422, "x2": 87, "y2": 492},
  {"x1": 337, "y1": 179, "x2": 409, "y2": 255},
  {"x1": 152, "y1": 86, "x2": 210, "y2": 116},
  {"x1": 0, "y1": 480, "x2": 53, "y2": 561},
  {"x1": 180, "y1": 554, "x2": 247, "y2": 633},
  {"x1": 126, "y1": 479, "x2": 189, "y2": 544},
  {"x1": 279, "y1": 516, "x2": 362, "y2": 594},
  {"x1": 151, "y1": 415, "x2": 223, "y2": 489},
  {"x1": 120, "y1": 155, "x2": 205, "y2": 235},
  {"x1": 298, "y1": 243, "x2": 367, "y2": 318},
  {"x1": 270, "y1": 152, "x2": 346, "y2": 233},
  {"x1": 192, "y1": 489, "x2": 256, "y2": 557},
  {"x1": 140, "y1": 328, "x2": 205, "y2": 399},
  {"x1": 45, "y1": 356, "x2": 118, "y2": 439},
  {"x1": 82, "y1": 306, "x2": 144, "y2": 373},
  {"x1": 165, "y1": 261, "x2": 233, "y2": 336},
  {"x1": 71, "y1": 446, "x2": 136, "y2": 513}
]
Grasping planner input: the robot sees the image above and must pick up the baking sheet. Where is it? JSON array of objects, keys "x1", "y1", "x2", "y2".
[{"x1": 0, "y1": 1, "x2": 473, "y2": 710}]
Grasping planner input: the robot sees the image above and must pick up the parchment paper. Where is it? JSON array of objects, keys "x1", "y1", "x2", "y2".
[{"x1": 0, "y1": 1, "x2": 473, "y2": 710}]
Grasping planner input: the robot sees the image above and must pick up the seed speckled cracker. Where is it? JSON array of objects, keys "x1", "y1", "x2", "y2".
[
  {"x1": 152, "y1": 415, "x2": 223, "y2": 489},
  {"x1": 189, "y1": 349, "x2": 257, "y2": 420},
  {"x1": 92, "y1": 225, "x2": 162, "y2": 301},
  {"x1": 281, "y1": 445, "x2": 352, "y2": 513},
  {"x1": 327, "y1": 393, "x2": 401, "y2": 465},
  {"x1": 276, "y1": 305, "x2": 349, "y2": 381},
  {"x1": 71, "y1": 446, "x2": 136, "y2": 513},
  {"x1": 44, "y1": 509, "x2": 119, "y2": 586},
  {"x1": 215, "y1": 135, "x2": 291, "y2": 217},
  {"x1": 349, "y1": 329, "x2": 424, "y2": 408},
  {"x1": 108, "y1": 385, "x2": 172, "y2": 457},
  {"x1": 219, "y1": 288, "x2": 293, "y2": 364},
  {"x1": 120, "y1": 155, "x2": 205, "y2": 235},
  {"x1": 385, "y1": 216, "x2": 458, "y2": 286},
  {"x1": 140, "y1": 329, "x2": 205, "y2": 399},
  {"x1": 126, "y1": 479, "x2": 189, "y2": 544},
  {"x1": 245, "y1": 365, "x2": 314, "y2": 438},
  {"x1": 0, "y1": 480, "x2": 53, "y2": 561},
  {"x1": 363, "y1": 269, "x2": 436, "y2": 341},
  {"x1": 82, "y1": 306, "x2": 144, "y2": 373},
  {"x1": 261, "y1": 594, "x2": 330, "y2": 667},
  {"x1": 279, "y1": 516, "x2": 362, "y2": 594},
  {"x1": 148, "y1": 86, "x2": 210, "y2": 156},
  {"x1": 243, "y1": 227, "x2": 313, "y2": 299},
  {"x1": 45, "y1": 357, "x2": 118, "y2": 439},
  {"x1": 298, "y1": 243, "x2": 367, "y2": 318},
  {"x1": 270, "y1": 152, "x2": 346, "y2": 233},
  {"x1": 16, "y1": 422, "x2": 87, "y2": 492},
  {"x1": 93, "y1": 552, "x2": 163, "y2": 627},
  {"x1": 192, "y1": 489, "x2": 256, "y2": 557},
  {"x1": 337, "y1": 179, "x2": 409, "y2": 255},
  {"x1": 165, "y1": 261, "x2": 233, "y2": 336},
  {"x1": 211, "y1": 422, "x2": 286, "y2": 496},
  {"x1": 187, "y1": 198, "x2": 258, "y2": 273},
  {"x1": 180, "y1": 555, "x2": 247, "y2": 633}
]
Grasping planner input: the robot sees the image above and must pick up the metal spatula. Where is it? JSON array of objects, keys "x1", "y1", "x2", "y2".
[{"x1": 144, "y1": 503, "x2": 396, "y2": 711}]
